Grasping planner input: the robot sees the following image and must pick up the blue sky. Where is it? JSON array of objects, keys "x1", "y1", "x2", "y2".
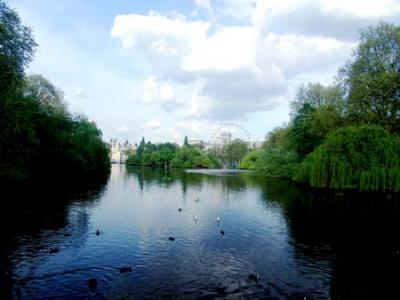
[{"x1": 9, "y1": 0, "x2": 400, "y2": 144}]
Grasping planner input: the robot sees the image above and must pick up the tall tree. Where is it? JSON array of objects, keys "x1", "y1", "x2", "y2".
[
  {"x1": 340, "y1": 22, "x2": 400, "y2": 132},
  {"x1": 24, "y1": 74, "x2": 67, "y2": 114},
  {"x1": 183, "y1": 136, "x2": 190, "y2": 147},
  {"x1": 0, "y1": 0, "x2": 36, "y2": 96}
]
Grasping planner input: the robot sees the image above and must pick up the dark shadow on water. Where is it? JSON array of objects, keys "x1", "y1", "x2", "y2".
[
  {"x1": 0, "y1": 173, "x2": 108, "y2": 299},
  {"x1": 249, "y1": 175, "x2": 400, "y2": 299}
]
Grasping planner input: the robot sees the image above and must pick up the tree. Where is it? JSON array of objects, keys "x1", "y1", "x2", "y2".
[
  {"x1": 0, "y1": 0, "x2": 36, "y2": 96},
  {"x1": 222, "y1": 139, "x2": 248, "y2": 167},
  {"x1": 239, "y1": 150, "x2": 262, "y2": 169},
  {"x1": 24, "y1": 74, "x2": 67, "y2": 114},
  {"x1": 340, "y1": 22, "x2": 400, "y2": 132},
  {"x1": 137, "y1": 137, "x2": 145, "y2": 156},
  {"x1": 290, "y1": 83, "x2": 345, "y2": 118},
  {"x1": 294, "y1": 125, "x2": 400, "y2": 192},
  {"x1": 183, "y1": 136, "x2": 190, "y2": 147}
]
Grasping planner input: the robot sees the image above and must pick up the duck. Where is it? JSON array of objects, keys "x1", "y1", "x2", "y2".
[
  {"x1": 220, "y1": 230, "x2": 225, "y2": 235},
  {"x1": 88, "y1": 278, "x2": 97, "y2": 289},
  {"x1": 119, "y1": 266, "x2": 133, "y2": 273},
  {"x1": 168, "y1": 237, "x2": 175, "y2": 241},
  {"x1": 216, "y1": 216, "x2": 221, "y2": 222},
  {"x1": 178, "y1": 208, "x2": 182, "y2": 212},
  {"x1": 96, "y1": 229, "x2": 100, "y2": 236},
  {"x1": 248, "y1": 273, "x2": 259, "y2": 282},
  {"x1": 49, "y1": 247, "x2": 59, "y2": 254}
]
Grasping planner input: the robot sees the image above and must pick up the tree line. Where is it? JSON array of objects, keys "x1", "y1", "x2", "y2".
[
  {"x1": 0, "y1": 1, "x2": 110, "y2": 181},
  {"x1": 126, "y1": 137, "x2": 221, "y2": 169},
  {"x1": 240, "y1": 22, "x2": 400, "y2": 192}
]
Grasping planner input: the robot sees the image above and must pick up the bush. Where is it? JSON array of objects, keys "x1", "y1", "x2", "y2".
[{"x1": 255, "y1": 145, "x2": 299, "y2": 178}]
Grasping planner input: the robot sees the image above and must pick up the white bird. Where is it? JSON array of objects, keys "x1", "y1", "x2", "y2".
[
  {"x1": 216, "y1": 216, "x2": 221, "y2": 222},
  {"x1": 194, "y1": 214, "x2": 198, "y2": 221}
]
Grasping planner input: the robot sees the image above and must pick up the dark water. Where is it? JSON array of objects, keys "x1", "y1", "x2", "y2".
[{"x1": 1, "y1": 165, "x2": 400, "y2": 299}]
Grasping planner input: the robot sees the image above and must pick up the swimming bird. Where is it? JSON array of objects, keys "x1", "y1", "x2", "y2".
[
  {"x1": 168, "y1": 237, "x2": 175, "y2": 241},
  {"x1": 248, "y1": 273, "x2": 259, "y2": 282},
  {"x1": 194, "y1": 214, "x2": 198, "y2": 221},
  {"x1": 216, "y1": 216, "x2": 221, "y2": 222},
  {"x1": 215, "y1": 287, "x2": 227, "y2": 295},
  {"x1": 220, "y1": 230, "x2": 225, "y2": 235},
  {"x1": 119, "y1": 266, "x2": 133, "y2": 273},
  {"x1": 195, "y1": 198, "x2": 199, "y2": 202},
  {"x1": 178, "y1": 208, "x2": 182, "y2": 212},
  {"x1": 88, "y1": 278, "x2": 97, "y2": 290},
  {"x1": 49, "y1": 248, "x2": 59, "y2": 254},
  {"x1": 96, "y1": 229, "x2": 100, "y2": 236}
]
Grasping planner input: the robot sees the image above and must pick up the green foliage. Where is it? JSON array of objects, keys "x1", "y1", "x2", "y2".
[
  {"x1": 0, "y1": 0, "x2": 36, "y2": 97},
  {"x1": 24, "y1": 74, "x2": 67, "y2": 115},
  {"x1": 239, "y1": 150, "x2": 262, "y2": 170},
  {"x1": 183, "y1": 136, "x2": 190, "y2": 147},
  {"x1": 255, "y1": 145, "x2": 299, "y2": 178},
  {"x1": 220, "y1": 139, "x2": 248, "y2": 167},
  {"x1": 294, "y1": 126, "x2": 400, "y2": 192},
  {"x1": 0, "y1": 2, "x2": 110, "y2": 180},
  {"x1": 127, "y1": 142, "x2": 218, "y2": 169},
  {"x1": 340, "y1": 22, "x2": 400, "y2": 132}
]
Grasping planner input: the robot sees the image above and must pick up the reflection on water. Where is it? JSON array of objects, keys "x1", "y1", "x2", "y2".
[{"x1": 0, "y1": 165, "x2": 399, "y2": 299}]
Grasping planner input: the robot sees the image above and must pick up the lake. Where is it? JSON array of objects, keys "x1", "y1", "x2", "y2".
[{"x1": 1, "y1": 164, "x2": 399, "y2": 299}]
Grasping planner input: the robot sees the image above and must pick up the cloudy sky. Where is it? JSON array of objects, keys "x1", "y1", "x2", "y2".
[{"x1": 10, "y1": 0, "x2": 400, "y2": 144}]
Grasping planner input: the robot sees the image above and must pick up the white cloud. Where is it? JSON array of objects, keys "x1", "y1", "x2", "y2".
[
  {"x1": 111, "y1": 10, "x2": 354, "y2": 120},
  {"x1": 195, "y1": 0, "x2": 212, "y2": 11},
  {"x1": 116, "y1": 125, "x2": 130, "y2": 133},
  {"x1": 144, "y1": 119, "x2": 162, "y2": 129},
  {"x1": 74, "y1": 88, "x2": 88, "y2": 98},
  {"x1": 251, "y1": 0, "x2": 400, "y2": 40}
]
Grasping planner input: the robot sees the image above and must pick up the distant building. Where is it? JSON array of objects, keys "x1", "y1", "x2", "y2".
[
  {"x1": 251, "y1": 141, "x2": 264, "y2": 149},
  {"x1": 109, "y1": 139, "x2": 136, "y2": 163},
  {"x1": 189, "y1": 139, "x2": 204, "y2": 147},
  {"x1": 215, "y1": 132, "x2": 231, "y2": 147}
]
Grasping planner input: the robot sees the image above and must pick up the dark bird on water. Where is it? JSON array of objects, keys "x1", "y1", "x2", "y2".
[
  {"x1": 119, "y1": 266, "x2": 133, "y2": 273},
  {"x1": 216, "y1": 287, "x2": 227, "y2": 295},
  {"x1": 49, "y1": 248, "x2": 59, "y2": 254},
  {"x1": 96, "y1": 229, "x2": 100, "y2": 235},
  {"x1": 178, "y1": 208, "x2": 182, "y2": 212},
  {"x1": 169, "y1": 237, "x2": 175, "y2": 241},
  {"x1": 88, "y1": 278, "x2": 97, "y2": 289},
  {"x1": 248, "y1": 273, "x2": 259, "y2": 282},
  {"x1": 220, "y1": 230, "x2": 225, "y2": 235}
]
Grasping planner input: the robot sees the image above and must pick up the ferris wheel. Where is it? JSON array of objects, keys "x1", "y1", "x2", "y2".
[{"x1": 211, "y1": 122, "x2": 252, "y2": 144}]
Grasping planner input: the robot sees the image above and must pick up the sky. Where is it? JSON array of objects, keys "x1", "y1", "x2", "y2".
[{"x1": 9, "y1": 0, "x2": 400, "y2": 144}]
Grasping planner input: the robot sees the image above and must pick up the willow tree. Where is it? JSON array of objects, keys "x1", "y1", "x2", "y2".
[{"x1": 294, "y1": 126, "x2": 400, "y2": 192}]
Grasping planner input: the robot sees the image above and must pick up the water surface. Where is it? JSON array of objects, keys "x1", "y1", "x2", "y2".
[{"x1": 1, "y1": 165, "x2": 399, "y2": 299}]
